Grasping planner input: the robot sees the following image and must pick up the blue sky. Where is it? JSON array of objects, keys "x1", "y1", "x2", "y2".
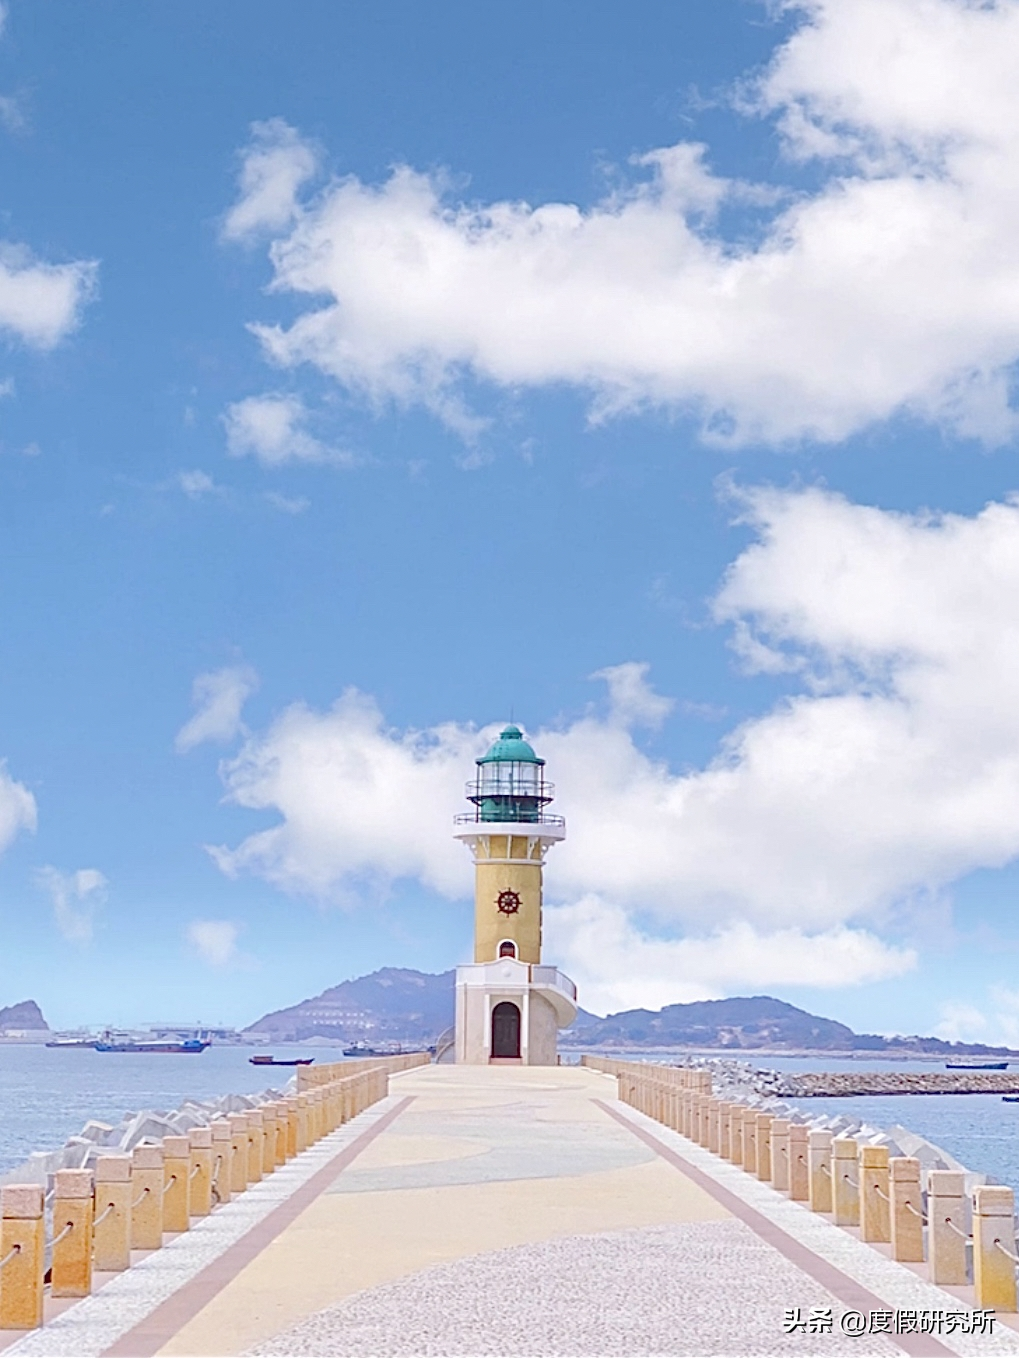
[{"x1": 3, "y1": 0, "x2": 1019, "y2": 1043}]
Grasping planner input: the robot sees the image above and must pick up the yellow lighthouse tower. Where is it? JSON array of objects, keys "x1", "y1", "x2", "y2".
[{"x1": 453, "y1": 725, "x2": 577, "y2": 1064}]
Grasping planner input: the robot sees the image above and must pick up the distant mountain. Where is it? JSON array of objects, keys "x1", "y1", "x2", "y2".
[
  {"x1": 561, "y1": 994, "x2": 1019, "y2": 1056},
  {"x1": 245, "y1": 972, "x2": 1019, "y2": 1056},
  {"x1": 0, "y1": 999, "x2": 48, "y2": 1031},
  {"x1": 246, "y1": 968, "x2": 458, "y2": 1043}
]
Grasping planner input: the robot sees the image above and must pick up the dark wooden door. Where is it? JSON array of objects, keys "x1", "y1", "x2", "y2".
[{"x1": 491, "y1": 1001, "x2": 521, "y2": 1058}]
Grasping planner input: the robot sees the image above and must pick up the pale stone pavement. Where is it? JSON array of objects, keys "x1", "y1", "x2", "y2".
[{"x1": 7, "y1": 1064, "x2": 1019, "y2": 1357}]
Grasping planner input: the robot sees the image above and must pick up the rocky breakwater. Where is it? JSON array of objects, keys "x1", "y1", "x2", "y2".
[
  {"x1": 0, "y1": 1081, "x2": 294, "y2": 1188},
  {"x1": 770, "y1": 1069, "x2": 1019, "y2": 1097}
]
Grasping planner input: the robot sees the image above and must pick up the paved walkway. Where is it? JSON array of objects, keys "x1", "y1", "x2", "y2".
[{"x1": 9, "y1": 1064, "x2": 1019, "y2": 1357}]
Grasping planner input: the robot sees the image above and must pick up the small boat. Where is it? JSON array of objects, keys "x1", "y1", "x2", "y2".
[
  {"x1": 945, "y1": 1061, "x2": 1009, "y2": 1070},
  {"x1": 1003, "y1": 1096, "x2": 1019, "y2": 1102},
  {"x1": 249, "y1": 1055, "x2": 315, "y2": 1066},
  {"x1": 94, "y1": 1037, "x2": 210, "y2": 1053},
  {"x1": 45, "y1": 1035, "x2": 98, "y2": 1049}
]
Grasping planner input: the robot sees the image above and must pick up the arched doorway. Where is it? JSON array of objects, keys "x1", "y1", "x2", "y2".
[
  {"x1": 498, "y1": 939, "x2": 517, "y2": 958},
  {"x1": 491, "y1": 1001, "x2": 521, "y2": 1058}
]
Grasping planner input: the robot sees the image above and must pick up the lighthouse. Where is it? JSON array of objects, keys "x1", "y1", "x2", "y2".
[{"x1": 453, "y1": 724, "x2": 578, "y2": 1064}]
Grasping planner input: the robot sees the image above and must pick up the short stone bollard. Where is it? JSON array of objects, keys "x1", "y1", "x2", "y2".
[
  {"x1": 51, "y1": 1168, "x2": 94, "y2": 1297},
  {"x1": 229, "y1": 1114, "x2": 249, "y2": 1193},
  {"x1": 973, "y1": 1185, "x2": 1018, "y2": 1311},
  {"x1": 708, "y1": 1100, "x2": 720, "y2": 1154},
  {"x1": 771, "y1": 1119, "x2": 790, "y2": 1192},
  {"x1": 808, "y1": 1130, "x2": 833, "y2": 1213},
  {"x1": 0, "y1": 1185, "x2": 44, "y2": 1330},
  {"x1": 756, "y1": 1114, "x2": 773, "y2": 1182},
  {"x1": 261, "y1": 1107, "x2": 277, "y2": 1175},
  {"x1": 94, "y1": 1154, "x2": 132, "y2": 1272},
  {"x1": 284, "y1": 1097, "x2": 299, "y2": 1159},
  {"x1": 742, "y1": 1111, "x2": 758, "y2": 1177},
  {"x1": 162, "y1": 1135, "x2": 191, "y2": 1233},
  {"x1": 789, "y1": 1124, "x2": 809, "y2": 1201},
  {"x1": 729, "y1": 1107, "x2": 745, "y2": 1167},
  {"x1": 189, "y1": 1126, "x2": 213, "y2": 1217},
  {"x1": 296, "y1": 1095, "x2": 310, "y2": 1152},
  {"x1": 271, "y1": 1101, "x2": 288, "y2": 1165},
  {"x1": 131, "y1": 1143, "x2": 164, "y2": 1250},
  {"x1": 927, "y1": 1170, "x2": 968, "y2": 1285},
  {"x1": 832, "y1": 1138, "x2": 859, "y2": 1227},
  {"x1": 860, "y1": 1145, "x2": 890, "y2": 1243},
  {"x1": 211, "y1": 1119, "x2": 233, "y2": 1204},
  {"x1": 889, "y1": 1157, "x2": 924, "y2": 1263},
  {"x1": 247, "y1": 1110, "x2": 264, "y2": 1184},
  {"x1": 717, "y1": 1103, "x2": 731, "y2": 1160}
]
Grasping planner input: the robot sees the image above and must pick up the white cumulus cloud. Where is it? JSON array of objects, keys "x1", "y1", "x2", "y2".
[
  {"x1": 225, "y1": 0, "x2": 1019, "y2": 445},
  {"x1": 37, "y1": 867, "x2": 107, "y2": 945},
  {"x1": 223, "y1": 394, "x2": 349, "y2": 467},
  {"x1": 0, "y1": 761, "x2": 35, "y2": 853},
  {"x1": 186, "y1": 918, "x2": 241, "y2": 967},
  {"x1": 222, "y1": 118, "x2": 319, "y2": 241},
  {"x1": 545, "y1": 897, "x2": 916, "y2": 1015},
  {"x1": 205, "y1": 485, "x2": 1019, "y2": 1003},
  {"x1": 0, "y1": 247, "x2": 95, "y2": 350},
  {"x1": 176, "y1": 665, "x2": 259, "y2": 753}
]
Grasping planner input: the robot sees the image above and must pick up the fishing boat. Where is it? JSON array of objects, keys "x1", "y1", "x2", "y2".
[
  {"x1": 249, "y1": 1055, "x2": 315, "y2": 1066},
  {"x1": 945, "y1": 1060, "x2": 1009, "y2": 1070},
  {"x1": 1003, "y1": 1095, "x2": 1019, "y2": 1102},
  {"x1": 94, "y1": 1036, "x2": 210, "y2": 1053}
]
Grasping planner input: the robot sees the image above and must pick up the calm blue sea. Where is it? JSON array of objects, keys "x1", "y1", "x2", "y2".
[
  {"x1": 0, "y1": 1042, "x2": 329, "y2": 1173},
  {"x1": 3, "y1": 1045, "x2": 1019, "y2": 1195}
]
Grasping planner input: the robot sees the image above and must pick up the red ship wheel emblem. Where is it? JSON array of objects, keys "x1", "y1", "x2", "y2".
[{"x1": 496, "y1": 889, "x2": 521, "y2": 915}]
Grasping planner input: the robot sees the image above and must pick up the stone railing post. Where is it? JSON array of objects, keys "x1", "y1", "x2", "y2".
[
  {"x1": 833, "y1": 1138, "x2": 859, "y2": 1226},
  {"x1": 729, "y1": 1107, "x2": 745, "y2": 1167},
  {"x1": 270, "y1": 1101, "x2": 287, "y2": 1164},
  {"x1": 93, "y1": 1154, "x2": 131, "y2": 1272},
  {"x1": 708, "y1": 1099, "x2": 720, "y2": 1154},
  {"x1": 789, "y1": 1124, "x2": 809, "y2": 1201},
  {"x1": 717, "y1": 1103, "x2": 731, "y2": 1160},
  {"x1": 261, "y1": 1107, "x2": 277, "y2": 1174},
  {"x1": 808, "y1": 1130, "x2": 833, "y2": 1213},
  {"x1": 296, "y1": 1095, "x2": 310, "y2": 1152},
  {"x1": 889, "y1": 1157, "x2": 924, "y2": 1262},
  {"x1": 756, "y1": 1114, "x2": 773, "y2": 1182},
  {"x1": 228, "y1": 1114, "x2": 249, "y2": 1193},
  {"x1": 50, "y1": 1168, "x2": 93, "y2": 1298},
  {"x1": 0, "y1": 1185, "x2": 44, "y2": 1330},
  {"x1": 247, "y1": 1110, "x2": 264, "y2": 1183},
  {"x1": 211, "y1": 1119, "x2": 233, "y2": 1204},
  {"x1": 973, "y1": 1185, "x2": 1018, "y2": 1311},
  {"x1": 130, "y1": 1143, "x2": 164, "y2": 1251},
  {"x1": 860, "y1": 1145, "x2": 891, "y2": 1243},
  {"x1": 161, "y1": 1135, "x2": 191, "y2": 1233},
  {"x1": 742, "y1": 1110, "x2": 758, "y2": 1177},
  {"x1": 771, "y1": 1119, "x2": 790, "y2": 1192},
  {"x1": 927, "y1": 1170, "x2": 967, "y2": 1285},
  {"x1": 189, "y1": 1127, "x2": 213, "y2": 1217},
  {"x1": 285, "y1": 1096, "x2": 299, "y2": 1157}
]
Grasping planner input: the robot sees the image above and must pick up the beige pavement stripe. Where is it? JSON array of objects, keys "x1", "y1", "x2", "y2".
[{"x1": 102, "y1": 1096, "x2": 415, "y2": 1358}]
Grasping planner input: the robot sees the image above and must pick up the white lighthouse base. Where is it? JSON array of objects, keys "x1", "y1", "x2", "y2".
[{"x1": 455, "y1": 958, "x2": 578, "y2": 1066}]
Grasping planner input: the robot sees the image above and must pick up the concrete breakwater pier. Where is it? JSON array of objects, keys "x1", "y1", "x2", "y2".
[
  {"x1": 766, "y1": 1072, "x2": 1019, "y2": 1099},
  {"x1": 2, "y1": 1057, "x2": 1019, "y2": 1355}
]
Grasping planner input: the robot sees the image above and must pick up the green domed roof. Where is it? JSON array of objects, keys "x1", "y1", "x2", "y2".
[{"x1": 478, "y1": 723, "x2": 544, "y2": 765}]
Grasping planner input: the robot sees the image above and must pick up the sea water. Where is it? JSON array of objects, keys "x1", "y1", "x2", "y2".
[
  {"x1": 0, "y1": 1042, "x2": 327, "y2": 1173},
  {"x1": 4, "y1": 1045, "x2": 1019, "y2": 1194},
  {"x1": 585, "y1": 1049, "x2": 1019, "y2": 1195}
]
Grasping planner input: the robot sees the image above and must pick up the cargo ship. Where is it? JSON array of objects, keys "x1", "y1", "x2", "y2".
[
  {"x1": 249, "y1": 1054, "x2": 315, "y2": 1066},
  {"x1": 94, "y1": 1036, "x2": 210, "y2": 1053}
]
